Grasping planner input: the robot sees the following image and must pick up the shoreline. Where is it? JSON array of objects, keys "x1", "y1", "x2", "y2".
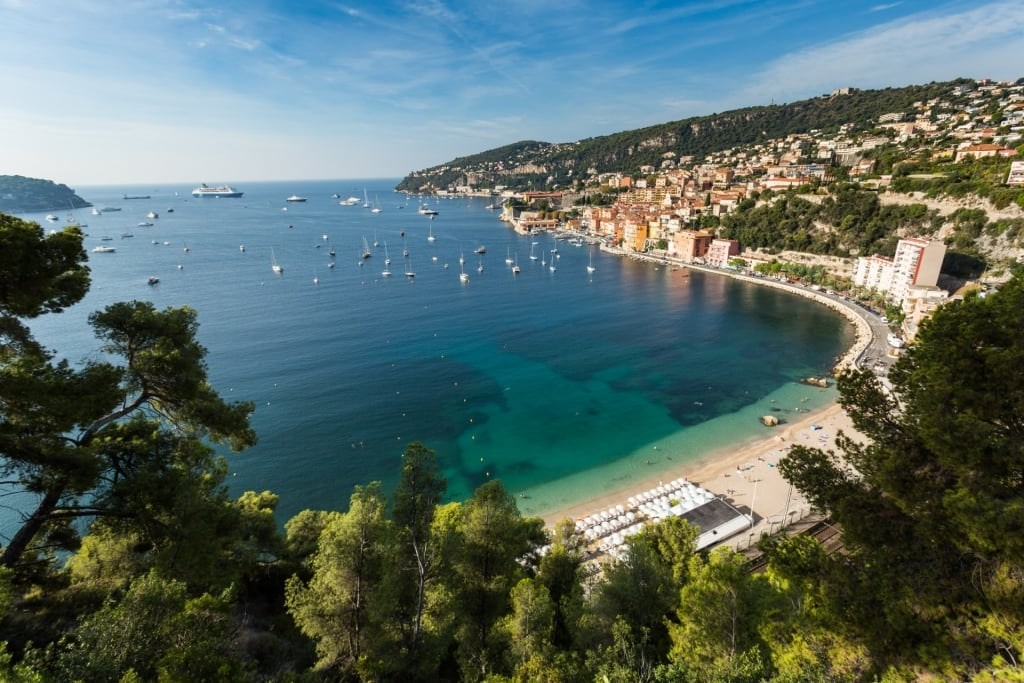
[
  {"x1": 534, "y1": 252, "x2": 872, "y2": 536},
  {"x1": 539, "y1": 400, "x2": 856, "y2": 534}
]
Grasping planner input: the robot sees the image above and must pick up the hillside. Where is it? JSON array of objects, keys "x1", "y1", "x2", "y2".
[
  {"x1": 0, "y1": 175, "x2": 91, "y2": 213},
  {"x1": 396, "y1": 79, "x2": 968, "y2": 193}
]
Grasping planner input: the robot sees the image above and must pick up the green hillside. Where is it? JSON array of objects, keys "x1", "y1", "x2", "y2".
[
  {"x1": 0, "y1": 175, "x2": 91, "y2": 213},
  {"x1": 397, "y1": 79, "x2": 967, "y2": 192}
]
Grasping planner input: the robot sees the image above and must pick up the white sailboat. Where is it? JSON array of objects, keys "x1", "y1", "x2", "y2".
[
  {"x1": 512, "y1": 253, "x2": 521, "y2": 274},
  {"x1": 363, "y1": 188, "x2": 369, "y2": 208},
  {"x1": 362, "y1": 237, "x2": 372, "y2": 259},
  {"x1": 271, "y1": 248, "x2": 283, "y2": 274},
  {"x1": 371, "y1": 194, "x2": 382, "y2": 213},
  {"x1": 477, "y1": 254, "x2": 484, "y2": 273},
  {"x1": 505, "y1": 246, "x2": 513, "y2": 265},
  {"x1": 404, "y1": 256, "x2": 415, "y2": 278},
  {"x1": 587, "y1": 246, "x2": 596, "y2": 274},
  {"x1": 459, "y1": 259, "x2": 469, "y2": 284},
  {"x1": 382, "y1": 242, "x2": 392, "y2": 276},
  {"x1": 427, "y1": 222, "x2": 436, "y2": 242},
  {"x1": 529, "y1": 243, "x2": 538, "y2": 261}
]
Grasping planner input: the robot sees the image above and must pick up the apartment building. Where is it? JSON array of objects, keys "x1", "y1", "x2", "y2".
[{"x1": 853, "y1": 238, "x2": 946, "y2": 306}]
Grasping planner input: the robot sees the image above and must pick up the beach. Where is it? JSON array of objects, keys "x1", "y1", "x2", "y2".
[{"x1": 540, "y1": 399, "x2": 862, "y2": 548}]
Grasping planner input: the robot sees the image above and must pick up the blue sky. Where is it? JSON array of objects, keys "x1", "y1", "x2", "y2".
[{"x1": 2, "y1": 0, "x2": 1022, "y2": 186}]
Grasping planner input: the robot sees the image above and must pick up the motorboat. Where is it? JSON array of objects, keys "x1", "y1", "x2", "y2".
[
  {"x1": 286, "y1": 195, "x2": 307, "y2": 202},
  {"x1": 92, "y1": 245, "x2": 116, "y2": 253},
  {"x1": 147, "y1": 276, "x2": 160, "y2": 285}
]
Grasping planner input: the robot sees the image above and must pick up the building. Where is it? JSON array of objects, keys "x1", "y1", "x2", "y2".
[
  {"x1": 854, "y1": 238, "x2": 946, "y2": 306},
  {"x1": 852, "y1": 254, "x2": 894, "y2": 292},
  {"x1": 705, "y1": 239, "x2": 740, "y2": 268},
  {"x1": 674, "y1": 230, "x2": 714, "y2": 263}
]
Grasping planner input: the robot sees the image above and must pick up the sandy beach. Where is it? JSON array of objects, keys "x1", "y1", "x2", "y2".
[{"x1": 542, "y1": 400, "x2": 861, "y2": 548}]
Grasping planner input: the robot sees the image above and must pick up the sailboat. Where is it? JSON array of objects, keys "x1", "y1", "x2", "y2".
[
  {"x1": 373, "y1": 230, "x2": 379, "y2": 247},
  {"x1": 459, "y1": 259, "x2": 469, "y2": 284},
  {"x1": 361, "y1": 237, "x2": 372, "y2": 259},
  {"x1": 512, "y1": 253, "x2": 521, "y2": 274},
  {"x1": 529, "y1": 242, "x2": 538, "y2": 261},
  {"x1": 382, "y1": 242, "x2": 392, "y2": 276},
  {"x1": 587, "y1": 246, "x2": 596, "y2": 274},
  {"x1": 477, "y1": 254, "x2": 484, "y2": 273},
  {"x1": 427, "y1": 222, "x2": 436, "y2": 242},
  {"x1": 363, "y1": 188, "x2": 370, "y2": 208},
  {"x1": 371, "y1": 194, "x2": 382, "y2": 213},
  {"x1": 505, "y1": 246, "x2": 513, "y2": 265},
  {"x1": 404, "y1": 256, "x2": 415, "y2": 278},
  {"x1": 271, "y1": 248, "x2": 283, "y2": 274}
]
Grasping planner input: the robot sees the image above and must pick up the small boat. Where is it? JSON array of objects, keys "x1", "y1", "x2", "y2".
[
  {"x1": 370, "y1": 194, "x2": 382, "y2": 213},
  {"x1": 328, "y1": 246, "x2": 336, "y2": 256},
  {"x1": 505, "y1": 247, "x2": 513, "y2": 265},
  {"x1": 477, "y1": 255, "x2": 484, "y2": 273},
  {"x1": 240, "y1": 245, "x2": 246, "y2": 252},
  {"x1": 166, "y1": 207, "x2": 174, "y2": 213},
  {"x1": 147, "y1": 211, "x2": 159, "y2": 219},
  {"x1": 404, "y1": 257, "x2": 415, "y2": 278},
  {"x1": 92, "y1": 245, "x2": 116, "y2": 253},
  {"x1": 383, "y1": 241, "x2": 392, "y2": 267},
  {"x1": 427, "y1": 224, "x2": 436, "y2": 242},
  {"x1": 529, "y1": 243, "x2": 538, "y2": 261},
  {"x1": 361, "y1": 237, "x2": 372, "y2": 259},
  {"x1": 271, "y1": 248, "x2": 283, "y2": 274},
  {"x1": 147, "y1": 276, "x2": 160, "y2": 285},
  {"x1": 418, "y1": 205, "x2": 438, "y2": 216},
  {"x1": 100, "y1": 207, "x2": 122, "y2": 212},
  {"x1": 137, "y1": 221, "x2": 154, "y2": 227},
  {"x1": 121, "y1": 232, "x2": 134, "y2": 239},
  {"x1": 340, "y1": 195, "x2": 361, "y2": 206},
  {"x1": 587, "y1": 246, "x2": 596, "y2": 274},
  {"x1": 91, "y1": 207, "x2": 103, "y2": 216},
  {"x1": 101, "y1": 236, "x2": 113, "y2": 241},
  {"x1": 286, "y1": 195, "x2": 307, "y2": 202},
  {"x1": 45, "y1": 214, "x2": 59, "y2": 222},
  {"x1": 124, "y1": 193, "x2": 151, "y2": 200},
  {"x1": 475, "y1": 245, "x2": 486, "y2": 254}
]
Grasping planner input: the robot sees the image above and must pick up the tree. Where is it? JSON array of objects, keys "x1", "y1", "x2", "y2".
[
  {"x1": 285, "y1": 483, "x2": 393, "y2": 677},
  {"x1": 778, "y1": 274, "x2": 1024, "y2": 674},
  {"x1": 390, "y1": 441, "x2": 448, "y2": 654},
  {"x1": 450, "y1": 479, "x2": 546, "y2": 681},
  {"x1": 49, "y1": 571, "x2": 248, "y2": 682},
  {"x1": 0, "y1": 299, "x2": 256, "y2": 571}
]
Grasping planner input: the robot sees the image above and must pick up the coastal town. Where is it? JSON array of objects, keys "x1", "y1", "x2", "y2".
[{"x1": 408, "y1": 78, "x2": 1024, "y2": 352}]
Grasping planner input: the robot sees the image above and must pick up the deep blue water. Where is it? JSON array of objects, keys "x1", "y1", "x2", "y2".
[{"x1": 14, "y1": 179, "x2": 852, "y2": 526}]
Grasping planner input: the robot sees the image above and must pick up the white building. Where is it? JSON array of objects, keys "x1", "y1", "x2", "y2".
[{"x1": 853, "y1": 238, "x2": 946, "y2": 306}]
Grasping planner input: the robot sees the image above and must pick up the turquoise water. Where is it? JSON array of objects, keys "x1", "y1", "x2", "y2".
[{"x1": 13, "y1": 179, "x2": 852, "y2": 527}]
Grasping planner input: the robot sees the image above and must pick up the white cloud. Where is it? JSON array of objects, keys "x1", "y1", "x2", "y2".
[{"x1": 742, "y1": 1, "x2": 1024, "y2": 104}]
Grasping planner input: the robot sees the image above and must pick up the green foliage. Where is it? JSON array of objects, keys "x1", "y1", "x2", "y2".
[
  {"x1": 778, "y1": 274, "x2": 1024, "y2": 676},
  {"x1": 720, "y1": 187, "x2": 937, "y2": 258},
  {"x1": 49, "y1": 571, "x2": 248, "y2": 682}
]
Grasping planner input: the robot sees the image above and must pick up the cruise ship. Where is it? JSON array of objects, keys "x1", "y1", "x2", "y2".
[{"x1": 192, "y1": 184, "x2": 243, "y2": 198}]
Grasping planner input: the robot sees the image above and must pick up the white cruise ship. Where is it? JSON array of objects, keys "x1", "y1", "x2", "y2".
[{"x1": 192, "y1": 184, "x2": 243, "y2": 198}]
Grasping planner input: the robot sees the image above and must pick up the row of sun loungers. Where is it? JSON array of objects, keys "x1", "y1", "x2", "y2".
[{"x1": 574, "y1": 479, "x2": 719, "y2": 551}]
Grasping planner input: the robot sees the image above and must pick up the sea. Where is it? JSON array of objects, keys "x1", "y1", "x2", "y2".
[{"x1": 10, "y1": 179, "x2": 852, "y2": 529}]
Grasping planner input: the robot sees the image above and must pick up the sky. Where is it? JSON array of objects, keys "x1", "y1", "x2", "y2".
[{"x1": 2, "y1": 0, "x2": 1023, "y2": 187}]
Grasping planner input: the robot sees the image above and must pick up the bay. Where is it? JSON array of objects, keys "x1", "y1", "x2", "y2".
[{"x1": 14, "y1": 179, "x2": 853, "y2": 527}]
